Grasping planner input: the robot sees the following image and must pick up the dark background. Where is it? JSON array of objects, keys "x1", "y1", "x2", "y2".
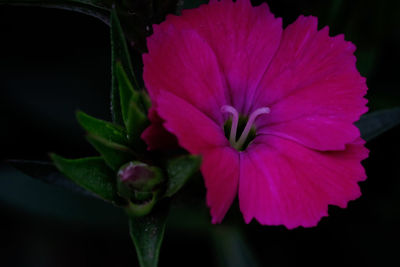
[{"x1": 1, "y1": 0, "x2": 400, "y2": 266}]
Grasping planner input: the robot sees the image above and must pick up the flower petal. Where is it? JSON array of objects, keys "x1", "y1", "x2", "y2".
[
  {"x1": 156, "y1": 91, "x2": 229, "y2": 154},
  {"x1": 144, "y1": 26, "x2": 227, "y2": 124},
  {"x1": 202, "y1": 146, "x2": 239, "y2": 223},
  {"x1": 141, "y1": 108, "x2": 178, "y2": 150},
  {"x1": 254, "y1": 16, "x2": 368, "y2": 151},
  {"x1": 239, "y1": 136, "x2": 368, "y2": 229},
  {"x1": 153, "y1": 0, "x2": 282, "y2": 114},
  {"x1": 156, "y1": 91, "x2": 239, "y2": 222}
]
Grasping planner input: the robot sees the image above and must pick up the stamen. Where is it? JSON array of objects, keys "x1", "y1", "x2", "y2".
[
  {"x1": 221, "y1": 105, "x2": 239, "y2": 145},
  {"x1": 235, "y1": 107, "x2": 270, "y2": 149}
]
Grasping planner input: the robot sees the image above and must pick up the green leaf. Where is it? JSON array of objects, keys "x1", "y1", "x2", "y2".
[
  {"x1": 165, "y1": 155, "x2": 202, "y2": 197},
  {"x1": 76, "y1": 111, "x2": 128, "y2": 145},
  {"x1": 356, "y1": 107, "x2": 400, "y2": 141},
  {"x1": 129, "y1": 203, "x2": 169, "y2": 267},
  {"x1": 50, "y1": 154, "x2": 118, "y2": 202},
  {"x1": 0, "y1": 0, "x2": 112, "y2": 24},
  {"x1": 115, "y1": 62, "x2": 143, "y2": 119},
  {"x1": 115, "y1": 61, "x2": 135, "y2": 122},
  {"x1": 139, "y1": 91, "x2": 152, "y2": 113},
  {"x1": 86, "y1": 134, "x2": 135, "y2": 170},
  {"x1": 111, "y1": 8, "x2": 138, "y2": 125},
  {"x1": 126, "y1": 99, "x2": 149, "y2": 146},
  {"x1": 115, "y1": 62, "x2": 149, "y2": 146},
  {"x1": 5, "y1": 160, "x2": 98, "y2": 199}
]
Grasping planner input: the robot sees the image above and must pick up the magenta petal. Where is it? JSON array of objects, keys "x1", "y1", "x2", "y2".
[
  {"x1": 157, "y1": 91, "x2": 239, "y2": 222},
  {"x1": 143, "y1": 1, "x2": 369, "y2": 227},
  {"x1": 254, "y1": 16, "x2": 368, "y2": 150},
  {"x1": 141, "y1": 108, "x2": 178, "y2": 150},
  {"x1": 156, "y1": 91, "x2": 229, "y2": 154},
  {"x1": 202, "y1": 147, "x2": 239, "y2": 223},
  {"x1": 151, "y1": 0, "x2": 282, "y2": 114},
  {"x1": 257, "y1": 118, "x2": 362, "y2": 151},
  {"x1": 239, "y1": 136, "x2": 368, "y2": 229},
  {"x1": 144, "y1": 25, "x2": 227, "y2": 124}
]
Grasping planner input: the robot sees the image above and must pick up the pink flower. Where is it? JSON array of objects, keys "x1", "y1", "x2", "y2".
[{"x1": 141, "y1": 0, "x2": 368, "y2": 228}]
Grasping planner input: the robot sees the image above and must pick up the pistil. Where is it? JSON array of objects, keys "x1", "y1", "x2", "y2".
[
  {"x1": 221, "y1": 105, "x2": 270, "y2": 150},
  {"x1": 221, "y1": 105, "x2": 239, "y2": 145}
]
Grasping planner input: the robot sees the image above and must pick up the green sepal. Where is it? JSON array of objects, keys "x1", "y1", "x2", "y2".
[
  {"x1": 126, "y1": 99, "x2": 149, "y2": 147},
  {"x1": 129, "y1": 202, "x2": 169, "y2": 267},
  {"x1": 165, "y1": 155, "x2": 202, "y2": 197},
  {"x1": 125, "y1": 191, "x2": 159, "y2": 217},
  {"x1": 115, "y1": 62, "x2": 149, "y2": 146},
  {"x1": 50, "y1": 154, "x2": 119, "y2": 203},
  {"x1": 115, "y1": 61, "x2": 137, "y2": 122},
  {"x1": 86, "y1": 134, "x2": 135, "y2": 171},
  {"x1": 119, "y1": 162, "x2": 164, "y2": 193},
  {"x1": 111, "y1": 8, "x2": 138, "y2": 125},
  {"x1": 117, "y1": 162, "x2": 164, "y2": 203},
  {"x1": 139, "y1": 91, "x2": 152, "y2": 113},
  {"x1": 135, "y1": 191, "x2": 153, "y2": 201},
  {"x1": 76, "y1": 111, "x2": 128, "y2": 145}
]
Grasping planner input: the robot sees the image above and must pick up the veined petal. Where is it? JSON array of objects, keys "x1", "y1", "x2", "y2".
[
  {"x1": 239, "y1": 136, "x2": 368, "y2": 229},
  {"x1": 144, "y1": 26, "x2": 227, "y2": 124},
  {"x1": 156, "y1": 91, "x2": 229, "y2": 154},
  {"x1": 141, "y1": 108, "x2": 178, "y2": 150},
  {"x1": 157, "y1": 91, "x2": 239, "y2": 222},
  {"x1": 202, "y1": 146, "x2": 239, "y2": 223},
  {"x1": 254, "y1": 16, "x2": 368, "y2": 151},
  {"x1": 153, "y1": 0, "x2": 282, "y2": 114}
]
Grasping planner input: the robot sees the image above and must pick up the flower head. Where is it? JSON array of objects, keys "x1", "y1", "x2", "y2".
[{"x1": 141, "y1": 0, "x2": 368, "y2": 228}]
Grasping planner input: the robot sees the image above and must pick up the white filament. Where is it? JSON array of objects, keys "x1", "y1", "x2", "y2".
[
  {"x1": 221, "y1": 105, "x2": 270, "y2": 150},
  {"x1": 221, "y1": 105, "x2": 239, "y2": 145}
]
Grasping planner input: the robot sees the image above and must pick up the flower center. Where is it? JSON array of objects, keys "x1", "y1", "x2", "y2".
[{"x1": 221, "y1": 105, "x2": 270, "y2": 151}]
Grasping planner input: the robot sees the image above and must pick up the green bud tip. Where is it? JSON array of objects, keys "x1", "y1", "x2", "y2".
[{"x1": 118, "y1": 161, "x2": 163, "y2": 193}]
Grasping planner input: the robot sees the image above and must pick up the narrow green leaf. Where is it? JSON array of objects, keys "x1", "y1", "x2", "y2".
[
  {"x1": 77, "y1": 111, "x2": 128, "y2": 145},
  {"x1": 50, "y1": 154, "x2": 118, "y2": 202},
  {"x1": 86, "y1": 134, "x2": 135, "y2": 170},
  {"x1": 126, "y1": 99, "x2": 149, "y2": 146},
  {"x1": 129, "y1": 203, "x2": 169, "y2": 267},
  {"x1": 125, "y1": 192, "x2": 159, "y2": 217},
  {"x1": 6, "y1": 160, "x2": 98, "y2": 199},
  {"x1": 115, "y1": 62, "x2": 149, "y2": 146},
  {"x1": 165, "y1": 155, "x2": 202, "y2": 197},
  {"x1": 115, "y1": 62, "x2": 138, "y2": 122},
  {"x1": 356, "y1": 107, "x2": 400, "y2": 141},
  {"x1": 139, "y1": 91, "x2": 152, "y2": 113},
  {"x1": 0, "y1": 0, "x2": 111, "y2": 24},
  {"x1": 111, "y1": 8, "x2": 138, "y2": 125}
]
